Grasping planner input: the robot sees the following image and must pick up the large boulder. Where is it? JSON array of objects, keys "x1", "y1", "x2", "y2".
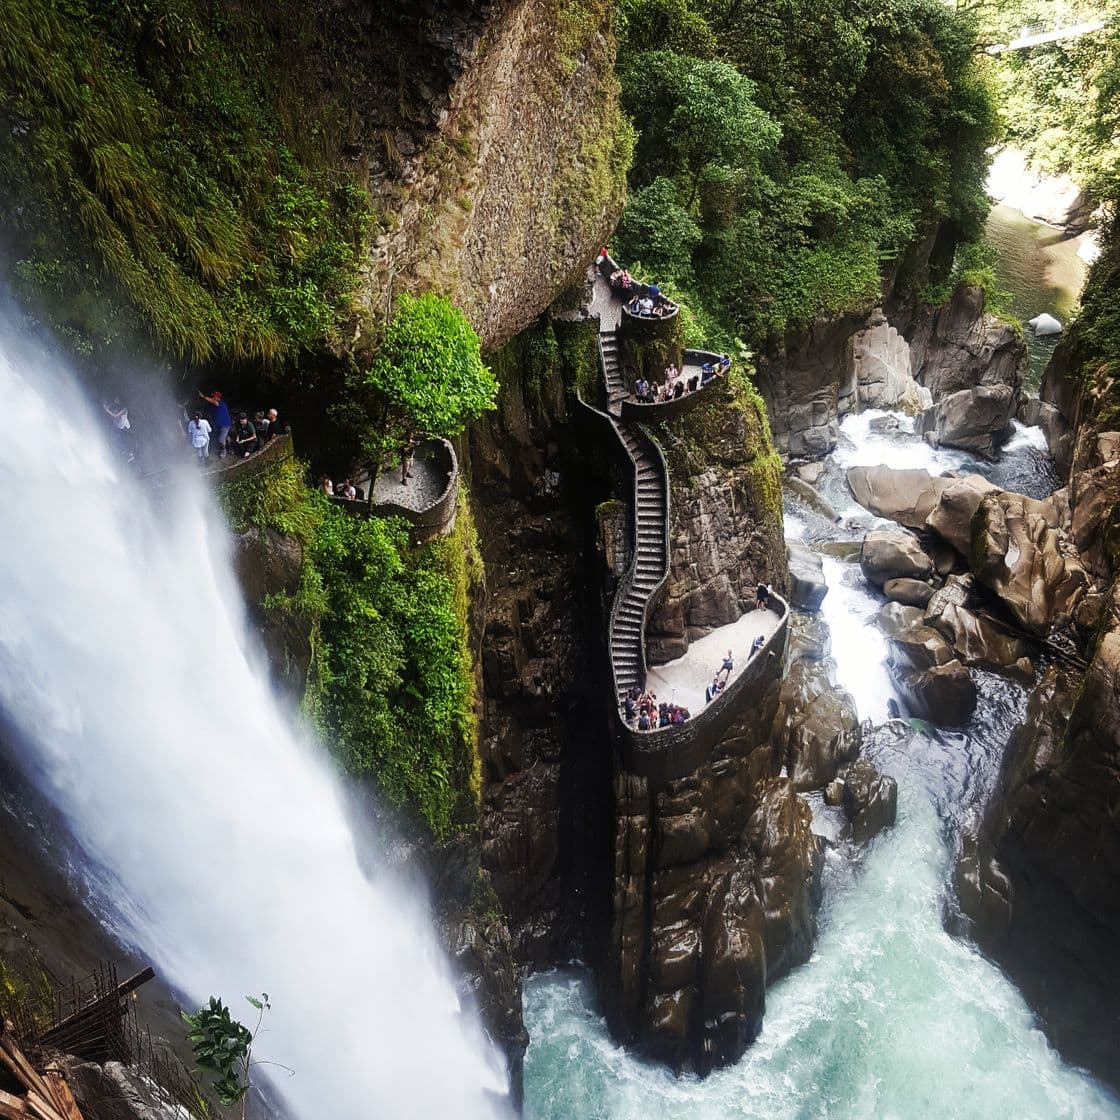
[
  {"x1": 883, "y1": 577, "x2": 934, "y2": 607},
  {"x1": 893, "y1": 659, "x2": 977, "y2": 726},
  {"x1": 846, "y1": 465, "x2": 950, "y2": 529},
  {"x1": 921, "y1": 383, "x2": 1015, "y2": 458},
  {"x1": 787, "y1": 543, "x2": 828, "y2": 610},
  {"x1": 970, "y1": 492, "x2": 1092, "y2": 637},
  {"x1": 836, "y1": 759, "x2": 898, "y2": 843},
  {"x1": 861, "y1": 527, "x2": 934, "y2": 586},
  {"x1": 773, "y1": 651, "x2": 860, "y2": 790},
  {"x1": 877, "y1": 601, "x2": 924, "y2": 637},
  {"x1": 924, "y1": 576, "x2": 1032, "y2": 680},
  {"x1": 888, "y1": 624, "x2": 955, "y2": 671},
  {"x1": 925, "y1": 475, "x2": 1001, "y2": 555},
  {"x1": 1029, "y1": 312, "x2": 1062, "y2": 336}
]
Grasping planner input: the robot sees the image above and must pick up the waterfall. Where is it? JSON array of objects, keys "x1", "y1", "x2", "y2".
[{"x1": 0, "y1": 324, "x2": 508, "y2": 1118}]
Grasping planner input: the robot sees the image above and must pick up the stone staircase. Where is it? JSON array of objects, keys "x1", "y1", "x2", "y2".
[
  {"x1": 596, "y1": 334, "x2": 670, "y2": 701},
  {"x1": 601, "y1": 328, "x2": 627, "y2": 415}
]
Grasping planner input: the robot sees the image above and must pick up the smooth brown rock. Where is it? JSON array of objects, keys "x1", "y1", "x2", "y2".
[
  {"x1": 787, "y1": 543, "x2": 828, "y2": 610},
  {"x1": 893, "y1": 658, "x2": 977, "y2": 725},
  {"x1": 925, "y1": 475, "x2": 1000, "y2": 555},
  {"x1": 846, "y1": 465, "x2": 950, "y2": 529},
  {"x1": 837, "y1": 759, "x2": 898, "y2": 843},
  {"x1": 921, "y1": 383, "x2": 1015, "y2": 458},
  {"x1": 883, "y1": 577, "x2": 934, "y2": 607},
  {"x1": 861, "y1": 527, "x2": 934, "y2": 586},
  {"x1": 877, "y1": 601, "x2": 924, "y2": 637},
  {"x1": 888, "y1": 624, "x2": 955, "y2": 671}
]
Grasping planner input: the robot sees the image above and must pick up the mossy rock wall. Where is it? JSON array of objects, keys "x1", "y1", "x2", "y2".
[{"x1": 620, "y1": 311, "x2": 684, "y2": 386}]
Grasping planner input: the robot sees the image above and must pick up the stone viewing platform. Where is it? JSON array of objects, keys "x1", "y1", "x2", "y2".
[
  {"x1": 348, "y1": 437, "x2": 459, "y2": 541},
  {"x1": 204, "y1": 432, "x2": 293, "y2": 482}
]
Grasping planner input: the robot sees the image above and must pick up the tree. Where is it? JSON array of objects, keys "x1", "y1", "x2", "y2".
[
  {"x1": 617, "y1": 177, "x2": 704, "y2": 284},
  {"x1": 363, "y1": 293, "x2": 497, "y2": 449}
]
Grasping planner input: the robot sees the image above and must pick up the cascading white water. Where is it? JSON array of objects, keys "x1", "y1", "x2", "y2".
[
  {"x1": 522, "y1": 409, "x2": 1120, "y2": 1119},
  {"x1": 0, "y1": 325, "x2": 508, "y2": 1118}
]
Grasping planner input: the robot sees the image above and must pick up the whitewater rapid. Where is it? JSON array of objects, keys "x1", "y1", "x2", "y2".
[
  {"x1": 522, "y1": 411, "x2": 1120, "y2": 1119},
  {"x1": 0, "y1": 326, "x2": 508, "y2": 1117}
]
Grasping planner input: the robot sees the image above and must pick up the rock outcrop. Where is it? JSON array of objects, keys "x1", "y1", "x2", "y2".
[
  {"x1": 832, "y1": 758, "x2": 898, "y2": 843},
  {"x1": 849, "y1": 309, "x2": 930, "y2": 414},
  {"x1": 860, "y1": 527, "x2": 934, "y2": 586},
  {"x1": 888, "y1": 621, "x2": 976, "y2": 725},
  {"x1": 920, "y1": 383, "x2": 1015, "y2": 458},
  {"x1": 773, "y1": 616, "x2": 860, "y2": 790},
  {"x1": 787, "y1": 543, "x2": 828, "y2": 610},
  {"x1": 906, "y1": 283, "x2": 1025, "y2": 399}
]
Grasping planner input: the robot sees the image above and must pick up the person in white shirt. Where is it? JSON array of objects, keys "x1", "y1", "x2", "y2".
[{"x1": 187, "y1": 412, "x2": 212, "y2": 460}]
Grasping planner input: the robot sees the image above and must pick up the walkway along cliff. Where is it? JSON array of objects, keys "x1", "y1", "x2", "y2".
[{"x1": 565, "y1": 263, "x2": 816, "y2": 1074}]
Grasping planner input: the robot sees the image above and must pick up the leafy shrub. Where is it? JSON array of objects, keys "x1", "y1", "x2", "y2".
[{"x1": 356, "y1": 293, "x2": 498, "y2": 456}]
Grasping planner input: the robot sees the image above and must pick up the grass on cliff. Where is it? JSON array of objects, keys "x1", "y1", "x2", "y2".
[
  {"x1": 219, "y1": 458, "x2": 481, "y2": 839},
  {"x1": 0, "y1": 0, "x2": 370, "y2": 365}
]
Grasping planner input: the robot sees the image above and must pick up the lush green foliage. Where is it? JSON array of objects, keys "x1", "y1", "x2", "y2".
[
  {"x1": 182, "y1": 995, "x2": 263, "y2": 1106},
  {"x1": 354, "y1": 293, "x2": 497, "y2": 455},
  {"x1": 0, "y1": 0, "x2": 369, "y2": 363},
  {"x1": 613, "y1": 0, "x2": 998, "y2": 343},
  {"x1": 220, "y1": 457, "x2": 479, "y2": 838},
  {"x1": 977, "y1": 0, "x2": 1120, "y2": 202}
]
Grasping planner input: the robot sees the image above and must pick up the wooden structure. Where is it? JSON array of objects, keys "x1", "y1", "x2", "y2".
[{"x1": 0, "y1": 1028, "x2": 87, "y2": 1119}]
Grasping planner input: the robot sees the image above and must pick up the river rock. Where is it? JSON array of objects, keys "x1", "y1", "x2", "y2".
[
  {"x1": 1018, "y1": 397, "x2": 1070, "y2": 459},
  {"x1": 924, "y1": 577, "x2": 1031, "y2": 680},
  {"x1": 970, "y1": 492, "x2": 1091, "y2": 637},
  {"x1": 893, "y1": 658, "x2": 977, "y2": 726},
  {"x1": 877, "y1": 601, "x2": 924, "y2": 637},
  {"x1": 846, "y1": 465, "x2": 950, "y2": 529},
  {"x1": 883, "y1": 577, "x2": 934, "y2": 607},
  {"x1": 787, "y1": 543, "x2": 828, "y2": 610},
  {"x1": 888, "y1": 623, "x2": 955, "y2": 671},
  {"x1": 786, "y1": 476, "x2": 841, "y2": 522},
  {"x1": 1029, "y1": 312, "x2": 1062, "y2": 336},
  {"x1": 860, "y1": 527, "x2": 934, "y2": 586},
  {"x1": 61, "y1": 1058, "x2": 190, "y2": 1120},
  {"x1": 836, "y1": 759, "x2": 898, "y2": 843},
  {"x1": 921, "y1": 383, "x2": 1015, "y2": 458},
  {"x1": 925, "y1": 474, "x2": 1001, "y2": 555},
  {"x1": 773, "y1": 650, "x2": 860, "y2": 790}
]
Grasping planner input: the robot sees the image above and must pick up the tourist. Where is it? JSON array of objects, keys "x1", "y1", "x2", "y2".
[
  {"x1": 337, "y1": 479, "x2": 358, "y2": 500},
  {"x1": 102, "y1": 398, "x2": 134, "y2": 462},
  {"x1": 231, "y1": 412, "x2": 259, "y2": 457},
  {"x1": 686, "y1": 373, "x2": 700, "y2": 393},
  {"x1": 198, "y1": 389, "x2": 231, "y2": 458},
  {"x1": 623, "y1": 693, "x2": 636, "y2": 723},
  {"x1": 756, "y1": 582, "x2": 771, "y2": 611},
  {"x1": 265, "y1": 408, "x2": 284, "y2": 439},
  {"x1": 638, "y1": 294, "x2": 654, "y2": 316},
  {"x1": 638, "y1": 711, "x2": 651, "y2": 732},
  {"x1": 648, "y1": 282, "x2": 660, "y2": 302},
  {"x1": 719, "y1": 650, "x2": 734, "y2": 681},
  {"x1": 635, "y1": 377, "x2": 651, "y2": 402},
  {"x1": 187, "y1": 412, "x2": 212, "y2": 460},
  {"x1": 400, "y1": 435, "x2": 417, "y2": 484},
  {"x1": 701, "y1": 361, "x2": 716, "y2": 384},
  {"x1": 673, "y1": 381, "x2": 685, "y2": 400},
  {"x1": 705, "y1": 677, "x2": 720, "y2": 704},
  {"x1": 750, "y1": 634, "x2": 765, "y2": 657},
  {"x1": 254, "y1": 410, "x2": 270, "y2": 441},
  {"x1": 319, "y1": 475, "x2": 334, "y2": 496},
  {"x1": 659, "y1": 703, "x2": 670, "y2": 728},
  {"x1": 665, "y1": 363, "x2": 678, "y2": 386}
]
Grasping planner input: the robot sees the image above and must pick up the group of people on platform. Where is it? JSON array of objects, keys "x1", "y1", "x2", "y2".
[
  {"x1": 622, "y1": 688, "x2": 692, "y2": 732},
  {"x1": 633, "y1": 353, "x2": 731, "y2": 404},
  {"x1": 319, "y1": 476, "x2": 362, "y2": 501},
  {"x1": 185, "y1": 390, "x2": 284, "y2": 462},
  {"x1": 599, "y1": 248, "x2": 678, "y2": 320}
]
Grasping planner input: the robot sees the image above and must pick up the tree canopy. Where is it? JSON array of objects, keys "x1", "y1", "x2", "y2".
[{"x1": 364, "y1": 293, "x2": 498, "y2": 442}]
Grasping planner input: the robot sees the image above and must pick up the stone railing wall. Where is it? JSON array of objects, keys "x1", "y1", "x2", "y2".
[
  {"x1": 616, "y1": 594, "x2": 790, "y2": 783},
  {"x1": 619, "y1": 352, "x2": 730, "y2": 422},
  {"x1": 368, "y1": 438, "x2": 459, "y2": 540},
  {"x1": 206, "y1": 433, "x2": 294, "y2": 485}
]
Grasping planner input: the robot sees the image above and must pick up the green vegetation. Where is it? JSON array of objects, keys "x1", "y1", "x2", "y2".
[
  {"x1": 219, "y1": 456, "x2": 480, "y2": 839},
  {"x1": 182, "y1": 994, "x2": 269, "y2": 1108},
  {"x1": 970, "y1": 0, "x2": 1120, "y2": 201},
  {"x1": 342, "y1": 293, "x2": 497, "y2": 458},
  {"x1": 613, "y1": 0, "x2": 998, "y2": 345},
  {"x1": 0, "y1": 0, "x2": 369, "y2": 363}
]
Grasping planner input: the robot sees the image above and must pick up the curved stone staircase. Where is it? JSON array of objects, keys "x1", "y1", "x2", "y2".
[{"x1": 595, "y1": 330, "x2": 671, "y2": 702}]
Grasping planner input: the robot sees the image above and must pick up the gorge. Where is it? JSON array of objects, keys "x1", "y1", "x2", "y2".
[{"x1": 1, "y1": 1, "x2": 1119, "y2": 1118}]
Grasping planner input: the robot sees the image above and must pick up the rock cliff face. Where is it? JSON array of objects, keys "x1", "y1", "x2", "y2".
[
  {"x1": 252, "y1": 0, "x2": 629, "y2": 350},
  {"x1": 469, "y1": 325, "x2": 613, "y2": 971},
  {"x1": 646, "y1": 382, "x2": 787, "y2": 663},
  {"x1": 962, "y1": 233, "x2": 1120, "y2": 1087}
]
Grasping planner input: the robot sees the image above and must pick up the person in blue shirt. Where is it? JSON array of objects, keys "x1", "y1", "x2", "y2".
[{"x1": 199, "y1": 389, "x2": 231, "y2": 458}]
